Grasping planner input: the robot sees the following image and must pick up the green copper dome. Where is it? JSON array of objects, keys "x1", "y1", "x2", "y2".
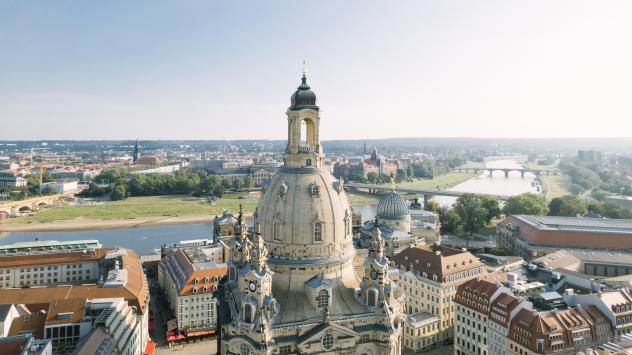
[
  {"x1": 377, "y1": 192, "x2": 409, "y2": 220},
  {"x1": 290, "y1": 75, "x2": 318, "y2": 111}
]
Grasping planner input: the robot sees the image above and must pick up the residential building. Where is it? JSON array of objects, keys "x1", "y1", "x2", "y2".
[
  {"x1": 158, "y1": 247, "x2": 227, "y2": 336},
  {"x1": 0, "y1": 249, "x2": 102, "y2": 288},
  {"x1": 497, "y1": 215, "x2": 632, "y2": 260},
  {"x1": 0, "y1": 239, "x2": 102, "y2": 256},
  {"x1": 454, "y1": 278, "x2": 612, "y2": 355},
  {"x1": 0, "y1": 247, "x2": 150, "y2": 354},
  {"x1": 0, "y1": 333, "x2": 52, "y2": 355},
  {"x1": 564, "y1": 289, "x2": 632, "y2": 337},
  {"x1": 0, "y1": 172, "x2": 27, "y2": 189},
  {"x1": 392, "y1": 245, "x2": 485, "y2": 348}
]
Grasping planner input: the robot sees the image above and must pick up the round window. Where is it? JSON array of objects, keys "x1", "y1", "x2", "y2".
[
  {"x1": 239, "y1": 343, "x2": 252, "y2": 355},
  {"x1": 321, "y1": 333, "x2": 334, "y2": 351}
]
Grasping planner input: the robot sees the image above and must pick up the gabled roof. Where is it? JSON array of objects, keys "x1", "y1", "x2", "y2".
[{"x1": 392, "y1": 246, "x2": 483, "y2": 282}]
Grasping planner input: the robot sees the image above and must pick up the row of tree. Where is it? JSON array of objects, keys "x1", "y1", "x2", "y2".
[
  {"x1": 81, "y1": 168, "x2": 256, "y2": 201},
  {"x1": 425, "y1": 191, "x2": 632, "y2": 245}
]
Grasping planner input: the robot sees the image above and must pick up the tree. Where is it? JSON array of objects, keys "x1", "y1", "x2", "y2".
[
  {"x1": 480, "y1": 195, "x2": 501, "y2": 224},
  {"x1": 232, "y1": 178, "x2": 244, "y2": 190},
  {"x1": 41, "y1": 186, "x2": 57, "y2": 196},
  {"x1": 243, "y1": 176, "x2": 255, "y2": 189},
  {"x1": 396, "y1": 168, "x2": 408, "y2": 182},
  {"x1": 604, "y1": 202, "x2": 632, "y2": 219},
  {"x1": 110, "y1": 183, "x2": 127, "y2": 201},
  {"x1": 568, "y1": 184, "x2": 584, "y2": 195},
  {"x1": 548, "y1": 195, "x2": 587, "y2": 217},
  {"x1": 502, "y1": 193, "x2": 548, "y2": 216},
  {"x1": 221, "y1": 178, "x2": 232, "y2": 190},
  {"x1": 366, "y1": 172, "x2": 377, "y2": 183},
  {"x1": 424, "y1": 200, "x2": 440, "y2": 213},
  {"x1": 441, "y1": 209, "x2": 461, "y2": 234},
  {"x1": 454, "y1": 193, "x2": 488, "y2": 247}
]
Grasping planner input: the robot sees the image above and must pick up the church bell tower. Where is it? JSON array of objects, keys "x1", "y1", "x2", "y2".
[{"x1": 283, "y1": 70, "x2": 323, "y2": 169}]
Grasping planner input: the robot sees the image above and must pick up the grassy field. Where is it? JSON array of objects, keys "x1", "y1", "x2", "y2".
[
  {"x1": 541, "y1": 175, "x2": 572, "y2": 200},
  {"x1": 397, "y1": 173, "x2": 476, "y2": 190},
  {"x1": 347, "y1": 190, "x2": 382, "y2": 204},
  {"x1": 458, "y1": 161, "x2": 487, "y2": 169},
  {"x1": 10, "y1": 195, "x2": 257, "y2": 223}
]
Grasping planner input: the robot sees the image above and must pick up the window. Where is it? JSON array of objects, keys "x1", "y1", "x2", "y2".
[
  {"x1": 321, "y1": 333, "x2": 334, "y2": 351},
  {"x1": 367, "y1": 289, "x2": 378, "y2": 307},
  {"x1": 273, "y1": 221, "x2": 281, "y2": 241},
  {"x1": 239, "y1": 343, "x2": 252, "y2": 355},
  {"x1": 314, "y1": 222, "x2": 322, "y2": 242},
  {"x1": 244, "y1": 304, "x2": 253, "y2": 323},
  {"x1": 317, "y1": 289, "x2": 329, "y2": 308}
]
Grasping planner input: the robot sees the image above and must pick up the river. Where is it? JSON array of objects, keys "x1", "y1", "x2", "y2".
[
  {"x1": 0, "y1": 159, "x2": 539, "y2": 255},
  {"x1": 352, "y1": 158, "x2": 542, "y2": 222},
  {"x1": 0, "y1": 223, "x2": 214, "y2": 255}
]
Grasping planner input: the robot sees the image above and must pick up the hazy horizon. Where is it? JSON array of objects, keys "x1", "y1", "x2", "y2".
[{"x1": 2, "y1": 1, "x2": 632, "y2": 140}]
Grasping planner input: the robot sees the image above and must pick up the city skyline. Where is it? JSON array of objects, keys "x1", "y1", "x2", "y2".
[{"x1": 2, "y1": 0, "x2": 632, "y2": 140}]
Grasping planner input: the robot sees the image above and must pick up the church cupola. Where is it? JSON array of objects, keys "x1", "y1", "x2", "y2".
[
  {"x1": 290, "y1": 72, "x2": 318, "y2": 111},
  {"x1": 284, "y1": 70, "x2": 324, "y2": 168}
]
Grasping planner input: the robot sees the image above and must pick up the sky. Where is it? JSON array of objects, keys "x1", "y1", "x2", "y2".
[{"x1": 1, "y1": 0, "x2": 632, "y2": 140}]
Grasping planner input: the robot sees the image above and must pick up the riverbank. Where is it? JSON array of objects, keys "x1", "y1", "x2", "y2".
[{"x1": 0, "y1": 215, "x2": 219, "y2": 233}]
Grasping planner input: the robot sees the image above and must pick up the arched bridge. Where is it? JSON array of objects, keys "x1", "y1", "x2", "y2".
[
  {"x1": 0, "y1": 196, "x2": 57, "y2": 221},
  {"x1": 345, "y1": 182, "x2": 513, "y2": 203},
  {"x1": 451, "y1": 167, "x2": 560, "y2": 178}
]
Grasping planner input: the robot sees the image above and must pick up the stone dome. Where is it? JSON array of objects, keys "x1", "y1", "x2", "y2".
[
  {"x1": 256, "y1": 169, "x2": 354, "y2": 265},
  {"x1": 290, "y1": 75, "x2": 317, "y2": 110},
  {"x1": 377, "y1": 192, "x2": 410, "y2": 220}
]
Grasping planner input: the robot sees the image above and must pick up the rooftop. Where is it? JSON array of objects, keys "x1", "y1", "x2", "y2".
[{"x1": 508, "y1": 215, "x2": 632, "y2": 235}]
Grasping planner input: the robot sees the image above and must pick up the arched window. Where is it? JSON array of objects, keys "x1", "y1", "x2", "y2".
[
  {"x1": 317, "y1": 289, "x2": 329, "y2": 308},
  {"x1": 314, "y1": 222, "x2": 322, "y2": 242},
  {"x1": 244, "y1": 304, "x2": 253, "y2": 323},
  {"x1": 321, "y1": 333, "x2": 334, "y2": 351},
  {"x1": 306, "y1": 159, "x2": 312, "y2": 167},
  {"x1": 229, "y1": 267, "x2": 236, "y2": 281},
  {"x1": 367, "y1": 288, "x2": 378, "y2": 307},
  {"x1": 344, "y1": 211, "x2": 351, "y2": 235},
  {"x1": 273, "y1": 221, "x2": 281, "y2": 240}
]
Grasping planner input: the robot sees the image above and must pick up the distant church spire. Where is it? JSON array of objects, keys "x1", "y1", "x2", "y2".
[{"x1": 133, "y1": 139, "x2": 140, "y2": 163}]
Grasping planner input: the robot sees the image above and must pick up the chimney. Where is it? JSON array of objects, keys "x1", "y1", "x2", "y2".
[
  {"x1": 462, "y1": 248, "x2": 467, "y2": 252},
  {"x1": 435, "y1": 251, "x2": 441, "y2": 256}
]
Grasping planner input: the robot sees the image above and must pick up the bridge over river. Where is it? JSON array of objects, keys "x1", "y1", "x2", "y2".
[
  {"x1": 451, "y1": 167, "x2": 560, "y2": 178},
  {"x1": 345, "y1": 182, "x2": 513, "y2": 202}
]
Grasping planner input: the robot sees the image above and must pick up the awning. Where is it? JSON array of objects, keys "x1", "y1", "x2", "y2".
[
  {"x1": 186, "y1": 329, "x2": 215, "y2": 337},
  {"x1": 144, "y1": 341, "x2": 156, "y2": 355},
  {"x1": 167, "y1": 335, "x2": 177, "y2": 342}
]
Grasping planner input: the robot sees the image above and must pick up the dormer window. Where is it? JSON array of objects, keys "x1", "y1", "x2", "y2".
[
  {"x1": 194, "y1": 278, "x2": 199, "y2": 284},
  {"x1": 317, "y1": 289, "x2": 329, "y2": 308},
  {"x1": 192, "y1": 287, "x2": 197, "y2": 294},
  {"x1": 309, "y1": 182, "x2": 320, "y2": 197},
  {"x1": 204, "y1": 277, "x2": 209, "y2": 283}
]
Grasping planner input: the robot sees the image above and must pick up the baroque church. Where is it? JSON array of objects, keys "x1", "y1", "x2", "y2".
[{"x1": 220, "y1": 73, "x2": 406, "y2": 355}]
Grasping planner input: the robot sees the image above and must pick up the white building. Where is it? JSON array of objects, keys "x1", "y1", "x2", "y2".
[
  {"x1": 0, "y1": 249, "x2": 102, "y2": 288},
  {"x1": 38, "y1": 181, "x2": 78, "y2": 194},
  {"x1": 158, "y1": 247, "x2": 226, "y2": 336}
]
